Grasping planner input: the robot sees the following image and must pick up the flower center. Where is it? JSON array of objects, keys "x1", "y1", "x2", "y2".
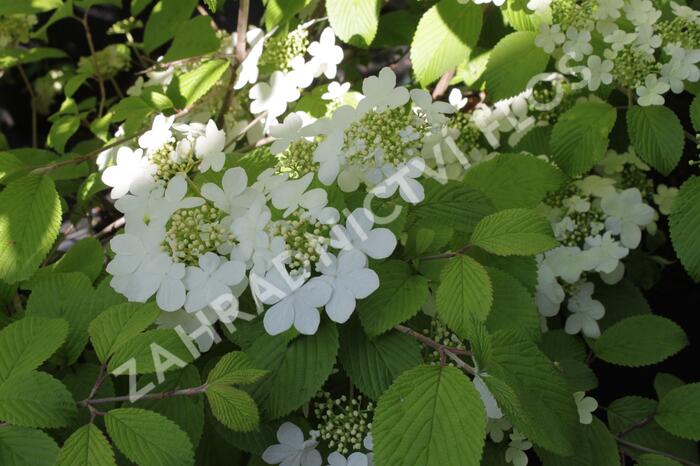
[
  {"x1": 313, "y1": 393, "x2": 374, "y2": 456},
  {"x1": 611, "y1": 45, "x2": 661, "y2": 89},
  {"x1": 276, "y1": 140, "x2": 319, "y2": 179},
  {"x1": 268, "y1": 213, "x2": 330, "y2": 275},
  {"x1": 149, "y1": 138, "x2": 198, "y2": 182},
  {"x1": 162, "y1": 205, "x2": 235, "y2": 265},
  {"x1": 259, "y1": 26, "x2": 309, "y2": 72}
]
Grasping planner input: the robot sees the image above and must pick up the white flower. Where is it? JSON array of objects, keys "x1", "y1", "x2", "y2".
[
  {"x1": 357, "y1": 67, "x2": 410, "y2": 114},
  {"x1": 653, "y1": 184, "x2": 679, "y2": 215},
  {"x1": 505, "y1": 431, "x2": 532, "y2": 466},
  {"x1": 259, "y1": 269, "x2": 332, "y2": 335},
  {"x1": 535, "y1": 260, "x2": 565, "y2": 317},
  {"x1": 603, "y1": 29, "x2": 635, "y2": 52},
  {"x1": 527, "y1": 0, "x2": 552, "y2": 13},
  {"x1": 473, "y1": 374, "x2": 503, "y2": 419},
  {"x1": 487, "y1": 417, "x2": 512, "y2": 443},
  {"x1": 371, "y1": 157, "x2": 426, "y2": 204},
  {"x1": 448, "y1": 88, "x2": 469, "y2": 110},
  {"x1": 330, "y1": 208, "x2": 397, "y2": 260},
  {"x1": 595, "y1": 0, "x2": 623, "y2": 19},
  {"x1": 262, "y1": 422, "x2": 322, "y2": 466},
  {"x1": 636, "y1": 74, "x2": 670, "y2": 106},
  {"x1": 138, "y1": 114, "x2": 174, "y2": 153},
  {"x1": 234, "y1": 27, "x2": 265, "y2": 90},
  {"x1": 202, "y1": 167, "x2": 258, "y2": 218},
  {"x1": 288, "y1": 56, "x2": 315, "y2": 89},
  {"x1": 565, "y1": 282, "x2": 605, "y2": 338},
  {"x1": 661, "y1": 44, "x2": 700, "y2": 94},
  {"x1": 410, "y1": 89, "x2": 454, "y2": 125},
  {"x1": 671, "y1": 1, "x2": 700, "y2": 24},
  {"x1": 542, "y1": 246, "x2": 587, "y2": 284},
  {"x1": 633, "y1": 25, "x2": 662, "y2": 55},
  {"x1": 601, "y1": 188, "x2": 655, "y2": 248},
  {"x1": 249, "y1": 71, "x2": 301, "y2": 119},
  {"x1": 563, "y1": 27, "x2": 593, "y2": 61},
  {"x1": 270, "y1": 112, "x2": 309, "y2": 154},
  {"x1": 308, "y1": 27, "x2": 344, "y2": 79},
  {"x1": 623, "y1": 0, "x2": 661, "y2": 26},
  {"x1": 317, "y1": 250, "x2": 379, "y2": 324},
  {"x1": 326, "y1": 452, "x2": 370, "y2": 466},
  {"x1": 270, "y1": 173, "x2": 329, "y2": 218},
  {"x1": 576, "y1": 175, "x2": 616, "y2": 198},
  {"x1": 580, "y1": 55, "x2": 613, "y2": 91},
  {"x1": 574, "y1": 392, "x2": 598, "y2": 424},
  {"x1": 183, "y1": 252, "x2": 246, "y2": 313},
  {"x1": 311, "y1": 105, "x2": 359, "y2": 185},
  {"x1": 107, "y1": 220, "x2": 165, "y2": 281},
  {"x1": 231, "y1": 199, "x2": 272, "y2": 263},
  {"x1": 195, "y1": 120, "x2": 226, "y2": 172},
  {"x1": 322, "y1": 81, "x2": 351, "y2": 101},
  {"x1": 583, "y1": 232, "x2": 629, "y2": 274},
  {"x1": 535, "y1": 23, "x2": 565, "y2": 54},
  {"x1": 101, "y1": 147, "x2": 156, "y2": 199},
  {"x1": 116, "y1": 175, "x2": 203, "y2": 226}
]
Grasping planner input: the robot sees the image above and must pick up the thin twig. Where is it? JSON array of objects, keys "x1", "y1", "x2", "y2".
[
  {"x1": 617, "y1": 414, "x2": 654, "y2": 437},
  {"x1": 432, "y1": 69, "x2": 455, "y2": 100},
  {"x1": 16, "y1": 64, "x2": 38, "y2": 147},
  {"x1": 235, "y1": 0, "x2": 251, "y2": 62},
  {"x1": 419, "y1": 244, "x2": 471, "y2": 262},
  {"x1": 685, "y1": 131, "x2": 698, "y2": 145},
  {"x1": 394, "y1": 324, "x2": 475, "y2": 375},
  {"x1": 79, "y1": 11, "x2": 107, "y2": 117},
  {"x1": 78, "y1": 384, "x2": 208, "y2": 406},
  {"x1": 615, "y1": 436, "x2": 700, "y2": 466},
  {"x1": 95, "y1": 217, "x2": 126, "y2": 240}
]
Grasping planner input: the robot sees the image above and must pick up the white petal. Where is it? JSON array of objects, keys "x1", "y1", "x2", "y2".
[
  {"x1": 293, "y1": 304, "x2": 321, "y2": 335},
  {"x1": 264, "y1": 300, "x2": 295, "y2": 335},
  {"x1": 325, "y1": 285, "x2": 356, "y2": 323},
  {"x1": 277, "y1": 422, "x2": 305, "y2": 449},
  {"x1": 157, "y1": 278, "x2": 186, "y2": 311}
]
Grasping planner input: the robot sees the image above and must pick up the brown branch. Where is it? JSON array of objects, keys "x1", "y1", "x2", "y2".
[
  {"x1": 432, "y1": 69, "x2": 455, "y2": 100},
  {"x1": 78, "y1": 384, "x2": 208, "y2": 406},
  {"x1": 615, "y1": 436, "x2": 700, "y2": 466},
  {"x1": 16, "y1": 64, "x2": 38, "y2": 148},
  {"x1": 394, "y1": 324, "x2": 475, "y2": 374},
  {"x1": 235, "y1": 0, "x2": 251, "y2": 62},
  {"x1": 79, "y1": 10, "x2": 107, "y2": 117},
  {"x1": 419, "y1": 244, "x2": 471, "y2": 262}
]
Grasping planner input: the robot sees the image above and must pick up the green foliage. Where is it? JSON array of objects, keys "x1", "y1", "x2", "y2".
[
  {"x1": 167, "y1": 60, "x2": 230, "y2": 109},
  {"x1": 410, "y1": 0, "x2": 483, "y2": 86},
  {"x1": 0, "y1": 426, "x2": 60, "y2": 465},
  {"x1": 470, "y1": 208, "x2": 558, "y2": 256},
  {"x1": 485, "y1": 267, "x2": 540, "y2": 341},
  {"x1": 535, "y1": 418, "x2": 620, "y2": 466},
  {"x1": 88, "y1": 302, "x2": 160, "y2": 363},
  {"x1": 550, "y1": 101, "x2": 617, "y2": 176},
  {"x1": 206, "y1": 351, "x2": 269, "y2": 386},
  {"x1": 56, "y1": 424, "x2": 116, "y2": 466},
  {"x1": 373, "y1": 365, "x2": 486, "y2": 466},
  {"x1": 28, "y1": 237, "x2": 104, "y2": 285},
  {"x1": 627, "y1": 105, "x2": 684, "y2": 175},
  {"x1": 105, "y1": 408, "x2": 195, "y2": 466},
  {"x1": 656, "y1": 384, "x2": 700, "y2": 440},
  {"x1": 483, "y1": 31, "x2": 549, "y2": 101},
  {"x1": 206, "y1": 385, "x2": 260, "y2": 432},
  {"x1": 0, "y1": 175, "x2": 62, "y2": 283},
  {"x1": 0, "y1": 370, "x2": 75, "y2": 428},
  {"x1": 669, "y1": 176, "x2": 700, "y2": 281},
  {"x1": 593, "y1": 315, "x2": 688, "y2": 367},
  {"x1": 143, "y1": 0, "x2": 198, "y2": 53},
  {"x1": 358, "y1": 260, "x2": 429, "y2": 336},
  {"x1": 107, "y1": 329, "x2": 196, "y2": 375},
  {"x1": 636, "y1": 455, "x2": 683, "y2": 466},
  {"x1": 326, "y1": 0, "x2": 381, "y2": 47},
  {"x1": 163, "y1": 16, "x2": 221, "y2": 62}
]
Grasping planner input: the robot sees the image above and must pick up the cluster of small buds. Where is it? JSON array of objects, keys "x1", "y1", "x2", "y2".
[
  {"x1": 33, "y1": 69, "x2": 65, "y2": 114},
  {"x1": 78, "y1": 44, "x2": 131, "y2": 79},
  {"x1": 619, "y1": 164, "x2": 655, "y2": 199},
  {"x1": 611, "y1": 45, "x2": 661, "y2": 89},
  {"x1": 162, "y1": 205, "x2": 235, "y2": 265},
  {"x1": 558, "y1": 209, "x2": 606, "y2": 247},
  {"x1": 313, "y1": 392, "x2": 373, "y2": 455},
  {"x1": 276, "y1": 140, "x2": 319, "y2": 179},
  {"x1": 530, "y1": 81, "x2": 576, "y2": 125},
  {"x1": 451, "y1": 112, "x2": 482, "y2": 152},
  {"x1": 344, "y1": 106, "x2": 429, "y2": 166},
  {"x1": 259, "y1": 26, "x2": 309, "y2": 72},
  {"x1": 543, "y1": 183, "x2": 581, "y2": 210},
  {"x1": 551, "y1": 0, "x2": 595, "y2": 30},
  {"x1": 149, "y1": 137, "x2": 198, "y2": 181},
  {"x1": 268, "y1": 213, "x2": 331, "y2": 274},
  {"x1": 423, "y1": 319, "x2": 466, "y2": 366},
  {"x1": 0, "y1": 14, "x2": 37, "y2": 48},
  {"x1": 656, "y1": 15, "x2": 700, "y2": 49}
]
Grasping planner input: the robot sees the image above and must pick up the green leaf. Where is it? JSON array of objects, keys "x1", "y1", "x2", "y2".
[
  {"x1": 0, "y1": 316, "x2": 68, "y2": 383},
  {"x1": 206, "y1": 384, "x2": 260, "y2": 432},
  {"x1": 246, "y1": 320, "x2": 338, "y2": 419},
  {"x1": 134, "y1": 366, "x2": 204, "y2": 446},
  {"x1": 107, "y1": 329, "x2": 195, "y2": 375},
  {"x1": 163, "y1": 16, "x2": 220, "y2": 62},
  {"x1": 483, "y1": 31, "x2": 549, "y2": 101},
  {"x1": 470, "y1": 208, "x2": 557, "y2": 256},
  {"x1": 627, "y1": 105, "x2": 684, "y2": 175},
  {"x1": 0, "y1": 371, "x2": 76, "y2": 428},
  {"x1": 374, "y1": 365, "x2": 486, "y2": 466},
  {"x1": 143, "y1": 0, "x2": 198, "y2": 53},
  {"x1": 88, "y1": 302, "x2": 160, "y2": 363},
  {"x1": 373, "y1": 11, "x2": 420, "y2": 48},
  {"x1": 339, "y1": 319, "x2": 422, "y2": 400},
  {"x1": 539, "y1": 330, "x2": 587, "y2": 362},
  {"x1": 26, "y1": 273, "x2": 101, "y2": 365},
  {"x1": 655, "y1": 373, "x2": 685, "y2": 400},
  {"x1": 536, "y1": 418, "x2": 620, "y2": 466},
  {"x1": 462, "y1": 153, "x2": 565, "y2": 210},
  {"x1": 357, "y1": 260, "x2": 429, "y2": 337},
  {"x1": 637, "y1": 454, "x2": 683, "y2": 466},
  {"x1": 669, "y1": 176, "x2": 700, "y2": 281},
  {"x1": 48, "y1": 115, "x2": 80, "y2": 153},
  {"x1": 264, "y1": 0, "x2": 312, "y2": 29},
  {"x1": 690, "y1": 95, "x2": 700, "y2": 132},
  {"x1": 56, "y1": 424, "x2": 116, "y2": 466},
  {"x1": 410, "y1": 0, "x2": 483, "y2": 86},
  {"x1": 0, "y1": 47, "x2": 67, "y2": 69},
  {"x1": 550, "y1": 101, "x2": 617, "y2": 176},
  {"x1": 27, "y1": 237, "x2": 104, "y2": 286},
  {"x1": 0, "y1": 175, "x2": 62, "y2": 283},
  {"x1": 485, "y1": 267, "x2": 540, "y2": 341},
  {"x1": 470, "y1": 249, "x2": 537, "y2": 292},
  {"x1": 0, "y1": 426, "x2": 59, "y2": 466},
  {"x1": 0, "y1": 0, "x2": 62, "y2": 14},
  {"x1": 656, "y1": 384, "x2": 700, "y2": 441},
  {"x1": 594, "y1": 278, "x2": 651, "y2": 331},
  {"x1": 167, "y1": 59, "x2": 230, "y2": 109},
  {"x1": 593, "y1": 315, "x2": 688, "y2": 367},
  {"x1": 105, "y1": 408, "x2": 194, "y2": 466},
  {"x1": 206, "y1": 352, "x2": 268, "y2": 386},
  {"x1": 132, "y1": 0, "x2": 153, "y2": 16},
  {"x1": 502, "y1": 0, "x2": 550, "y2": 32},
  {"x1": 326, "y1": 0, "x2": 381, "y2": 47},
  {"x1": 483, "y1": 330, "x2": 579, "y2": 456},
  {"x1": 608, "y1": 396, "x2": 698, "y2": 463},
  {"x1": 436, "y1": 255, "x2": 493, "y2": 339},
  {"x1": 408, "y1": 181, "x2": 495, "y2": 235}
]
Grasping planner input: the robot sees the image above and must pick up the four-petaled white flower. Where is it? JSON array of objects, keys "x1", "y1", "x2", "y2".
[
  {"x1": 565, "y1": 281, "x2": 605, "y2": 338},
  {"x1": 583, "y1": 231, "x2": 629, "y2": 274},
  {"x1": 101, "y1": 146, "x2": 156, "y2": 199},
  {"x1": 580, "y1": 55, "x2": 614, "y2": 91},
  {"x1": 138, "y1": 114, "x2": 174, "y2": 153},
  {"x1": 636, "y1": 74, "x2": 670, "y2": 106},
  {"x1": 202, "y1": 167, "x2": 258, "y2": 218},
  {"x1": 601, "y1": 188, "x2": 655, "y2": 248},
  {"x1": 371, "y1": 157, "x2": 426, "y2": 204},
  {"x1": 326, "y1": 452, "x2": 370, "y2": 466},
  {"x1": 410, "y1": 89, "x2": 455, "y2": 125},
  {"x1": 270, "y1": 112, "x2": 310, "y2": 154},
  {"x1": 317, "y1": 250, "x2": 379, "y2": 324},
  {"x1": 195, "y1": 120, "x2": 226, "y2": 172},
  {"x1": 234, "y1": 27, "x2": 265, "y2": 90},
  {"x1": 574, "y1": 391, "x2": 598, "y2": 424},
  {"x1": 270, "y1": 172, "x2": 328, "y2": 217},
  {"x1": 330, "y1": 208, "x2": 397, "y2": 260},
  {"x1": 184, "y1": 252, "x2": 246, "y2": 313},
  {"x1": 535, "y1": 23, "x2": 565, "y2": 54},
  {"x1": 357, "y1": 67, "x2": 409, "y2": 114},
  {"x1": 653, "y1": 184, "x2": 679, "y2": 216},
  {"x1": 262, "y1": 422, "x2": 322, "y2": 466},
  {"x1": 308, "y1": 27, "x2": 344, "y2": 79},
  {"x1": 505, "y1": 431, "x2": 532, "y2": 466},
  {"x1": 249, "y1": 71, "x2": 301, "y2": 119},
  {"x1": 562, "y1": 27, "x2": 593, "y2": 61},
  {"x1": 322, "y1": 81, "x2": 351, "y2": 101}
]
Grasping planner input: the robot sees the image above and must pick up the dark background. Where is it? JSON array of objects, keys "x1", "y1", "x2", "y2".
[{"x1": 1, "y1": 1, "x2": 698, "y2": 409}]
